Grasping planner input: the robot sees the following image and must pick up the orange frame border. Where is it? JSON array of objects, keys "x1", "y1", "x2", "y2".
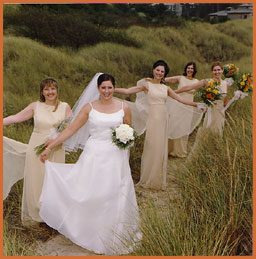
[{"x1": 0, "y1": 1, "x2": 254, "y2": 259}]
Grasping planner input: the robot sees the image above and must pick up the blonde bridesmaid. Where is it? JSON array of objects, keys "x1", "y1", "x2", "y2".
[{"x1": 3, "y1": 78, "x2": 71, "y2": 225}]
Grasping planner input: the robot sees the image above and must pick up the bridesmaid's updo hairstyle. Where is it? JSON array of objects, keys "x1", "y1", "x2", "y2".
[
  {"x1": 97, "y1": 73, "x2": 115, "y2": 88},
  {"x1": 39, "y1": 78, "x2": 59, "y2": 112},
  {"x1": 183, "y1": 61, "x2": 197, "y2": 77},
  {"x1": 152, "y1": 60, "x2": 170, "y2": 83},
  {"x1": 211, "y1": 61, "x2": 223, "y2": 71}
]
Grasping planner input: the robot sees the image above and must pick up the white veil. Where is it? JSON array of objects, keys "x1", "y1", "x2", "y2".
[{"x1": 62, "y1": 73, "x2": 103, "y2": 152}]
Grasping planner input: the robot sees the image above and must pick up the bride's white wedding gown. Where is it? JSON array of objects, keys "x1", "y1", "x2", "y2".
[{"x1": 39, "y1": 104, "x2": 141, "y2": 255}]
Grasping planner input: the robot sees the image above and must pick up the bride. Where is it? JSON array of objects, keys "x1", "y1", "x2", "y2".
[{"x1": 39, "y1": 73, "x2": 141, "y2": 255}]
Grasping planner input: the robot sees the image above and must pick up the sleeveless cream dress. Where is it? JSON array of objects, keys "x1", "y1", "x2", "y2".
[
  {"x1": 137, "y1": 82, "x2": 168, "y2": 190},
  {"x1": 168, "y1": 76, "x2": 199, "y2": 157},
  {"x1": 202, "y1": 79, "x2": 228, "y2": 135},
  {"x1": 3, "y1": 101, "x2": 68, "y2": 224},
  {"x1": 187, "y1": 80, "x2": 228, "y2": 160}
]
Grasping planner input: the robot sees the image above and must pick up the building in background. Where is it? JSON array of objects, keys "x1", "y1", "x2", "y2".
[
  {"x1": 165, "y1": 3, "x2": 182, "y2": 16},
  {"x1": 209, "y1": 3, "x2": 253, "y2": 21}
]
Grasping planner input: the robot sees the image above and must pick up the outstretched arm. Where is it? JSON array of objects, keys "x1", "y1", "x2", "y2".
[
  {"x1": 3, "y1": 102, "x2": 36, "y2": 126},
  {"x1": 168, "y1": 88, "x2": 197, "y2": 107},
  {"x1": 40, "y1": 103, "x2": 91, "y2": 162},
  {"x1": 164, "y1": 76, "x2": 181, "y2": 84},
  {"x1": 175, "y1": 79, "x2": 206, "y2": 94},
  {"x1": 115, "y1": 83, "x2": 146, "y2": 95}
]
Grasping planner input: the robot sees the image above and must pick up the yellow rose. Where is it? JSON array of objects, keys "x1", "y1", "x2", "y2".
[
  {"x1": 242, "y1": 75, "x2": 247, "y2": 80},
  {"x1": 240, "y1": 81, "x2": 245, "y2": 86},
  {"x1": 210, "y1": 82, "x2": 216, "y2": 88},
  {"x1": 213, "y1": 89, "x2": 218, "y2": 94}
]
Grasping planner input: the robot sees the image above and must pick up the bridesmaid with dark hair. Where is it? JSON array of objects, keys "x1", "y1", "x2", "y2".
[
  {"x1": 115, "y1": 60, "x2": 203, "y2": 190},
  {"x1": 164, "y1": 61, "x2": 201, "y2": 158}
]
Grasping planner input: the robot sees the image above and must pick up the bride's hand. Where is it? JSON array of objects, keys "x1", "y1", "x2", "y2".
[{"x1": 40, "y1": 148, "x2": 51, "y2": 163}]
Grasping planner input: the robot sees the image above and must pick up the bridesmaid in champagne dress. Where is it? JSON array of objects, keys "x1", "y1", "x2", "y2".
[
  {"x1": 165, "y1": 62, "x2": 199, "y2": 158},
  {"x1": 114, "y1": 60, "x2": 201, "y2": 190},
  {"x1": 3, "y1": 78, "x2": 71, "y2": 225},
  {"x1": 175, "y1": 61, "x2": 230, "y2": 136}
]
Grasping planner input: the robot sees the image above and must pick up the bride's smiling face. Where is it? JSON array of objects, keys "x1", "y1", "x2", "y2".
[{"x1": 98, "y1": 80, "x2": 115, "y2": 100}]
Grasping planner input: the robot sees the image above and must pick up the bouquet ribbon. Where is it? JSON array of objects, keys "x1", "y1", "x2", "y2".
[
  {"x1": 196, "y1": 103, "x2": 212, "y2": 128},
  {"x1": 222, "y1": 90, "x2": 248, "y2": 113}
]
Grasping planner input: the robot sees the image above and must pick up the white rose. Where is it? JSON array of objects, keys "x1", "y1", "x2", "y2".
[{"x1": 115, "y1": 124, "x2": 134, "y2": 144}]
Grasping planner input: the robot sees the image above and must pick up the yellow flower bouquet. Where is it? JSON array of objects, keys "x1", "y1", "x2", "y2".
[
  {"x1": 198, "y1": 79, "x2": 222, "y2": 106},
  {"x1": 223, "y1": 64, "x2": 239, "y2": 79},
  {"x1": 237, "y1": 73, "x2": 253, "y2": 92}
]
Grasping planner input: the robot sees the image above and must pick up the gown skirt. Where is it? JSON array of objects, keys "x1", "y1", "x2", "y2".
[
  {"x1": 138, "y1": 103, "x2": 168, "y2": 190},
  {"x1": 168, "y1": 76, "x2": 199, "y2": 157},
  {"x1": 39, "y1": 108, "x2": 141, "y2": 255},
  {"x1": 3, "y1": 101, "x2": 67, "y2": 224}
]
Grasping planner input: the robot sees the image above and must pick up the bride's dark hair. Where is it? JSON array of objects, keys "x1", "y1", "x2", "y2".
[{"x1": 97, "y1": 73, "x2": 115, "y2": 87}]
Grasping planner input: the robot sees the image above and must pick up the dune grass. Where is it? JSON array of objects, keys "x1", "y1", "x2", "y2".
[{"x1": 131, "y1": 96, "x2": 252, "y2": 256}]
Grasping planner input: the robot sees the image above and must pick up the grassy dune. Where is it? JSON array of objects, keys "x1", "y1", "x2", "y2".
[
  {"x1": 3, "y1": 17, "x2": 253, "y2": 255},
  {"x1": 132, "y1": 96, "x2": 252, "y2": 255}
]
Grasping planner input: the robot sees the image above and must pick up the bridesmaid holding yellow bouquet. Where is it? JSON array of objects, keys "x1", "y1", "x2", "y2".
[{"x1": 175, "y1": 61, "x2": 231, "y2": 135}]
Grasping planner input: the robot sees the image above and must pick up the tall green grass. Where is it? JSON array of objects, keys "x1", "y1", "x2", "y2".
[
  {"x1": 3, "y1": 17, "x2": 253, "y2": 255},
  {"x1": 4, "y1": 18, "x2": 253, "y2": 116}
]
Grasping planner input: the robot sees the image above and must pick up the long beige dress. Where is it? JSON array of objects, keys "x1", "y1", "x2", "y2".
[
  {"x1": 168, "y1": 76, "x2": 199, "y2": 157},
  {"x1": 3, "y1": 101, "x2": 68, "y2": 224},
  {"x1": 202, "y1": 79, "x2": 228, "y2": 135},
  {"x1": 187, "y1": 80, "x2": 228, "y2": 160},
  {"x1": 136, "y1": 82, "x2": 168, "y2": 190}
]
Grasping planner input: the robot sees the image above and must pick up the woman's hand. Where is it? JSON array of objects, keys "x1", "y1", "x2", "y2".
[
  {"x1": 43, "y1": 139, "x2": 55, "y2": 148},
  {"x1": 144, "y1": 77, "x2": 152, "y2": 81},
  {"x1": 197, "y1": 103, "x2": 208, "y2": 112},
  {"x1": 223, "y1": 97, "x2": 229, "y2": 107},
  {"x1": 40, "y1": 148, "x2": 51, "y2": 163}
]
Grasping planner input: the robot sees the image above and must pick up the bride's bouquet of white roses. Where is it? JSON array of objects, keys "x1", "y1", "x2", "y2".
[{"x1": 112, "y1": 124, "x2": 137, "y2": 150}]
